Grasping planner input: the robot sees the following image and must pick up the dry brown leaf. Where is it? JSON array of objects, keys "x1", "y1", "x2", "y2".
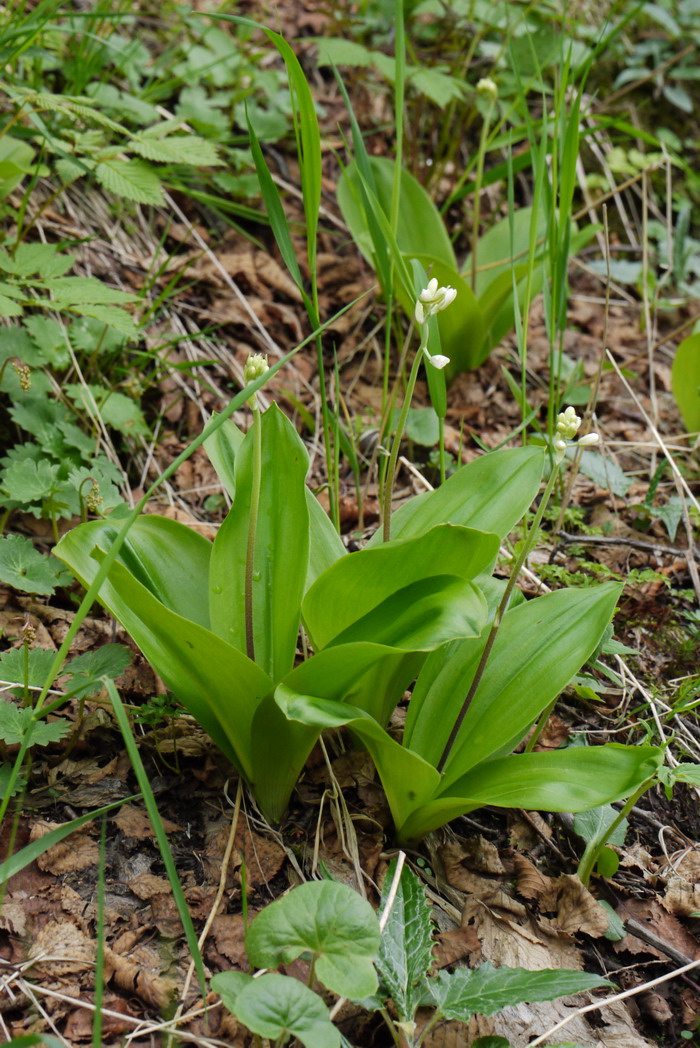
[
  {"x1": 127, "y1": 873, "x2": 172, "y2": 899},
  {"x1": 31, "y1": 822, "x2": 98, "y2": 874},
  {"x1": 114, "y1": 804, "x2": 181, "y2": 839},
  {"x1": 26, "y1": 921, "x2": 95, "y2": 976},
  {"x1": 663, "y1": 850, "x2": 700, "y2": 917},
  {"x1": 512, "y1": 853, "x2": 551, "y2": 901},
  {"x1": 433, "y1": 926, "x2": 481, "y2": 969},
  {"x1": 493, "y1": 995, "x2": 656, "y2": 1048},
  {"x1": 554, "y1": 874, "x2": 610, "y2": 937},
  {"x1": 615, "y1": 898, "x2": 700, "y2": 960},
  {"x1": 104, "y1": 944, "x2": 175, "y2": 1010},
  {"x1": 206, "y1": 913, "x2": 251, "y2": 969},
  {"x1": 0, "y1": 899, "x2": 27, "y2": 936}
]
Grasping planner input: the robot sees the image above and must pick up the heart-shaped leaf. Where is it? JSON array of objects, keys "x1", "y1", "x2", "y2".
[
  {"x1": 214, "y1": 971, "x2": 339, "y2": 1048},
  {"x1": 245, "y1": 880, "x2": 380, "y2": 998}
]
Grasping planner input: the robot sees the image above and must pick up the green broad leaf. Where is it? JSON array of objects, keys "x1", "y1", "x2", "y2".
[
  {"x1": 64, "y1": 383, "x2": 147, "y2": 436},
  {"x1": 403, "y1": 744, "x2": 663, "y2": 842},
  {"x1": 652, "y1": 495, "x2": 684, "y2": 543},
  {"x1": 671, "y1": 763, "x2": 700, "y2": 787},
  {"x1": 8, "y1": 244, "x2": 72, "y2": 279},
  {"x1": 0, "y1": 704, "x2": 70, "y2": 747},
  {"x1": 203, "y1": 414, "x2": 345, "y2": 591},
  {"x1": 277, "y1": 692, "x2": 441, "y2": 831},
  {"x1": 63, "y1": 644, "x2": 132, "y2": 699},
  {"x1": 1, "y1": 458, "x2": 61, "y2": 505},
  {"x1": 313, "y1": 37, "x2": 375, "y2": 67},
  {"x1": 422, "y1": 964, "x2": 611, "y2": 1022},
  {"x1": 599, "y1": 900, "x2": 626, "y2": 941},
  {"x1": 55, "y1": 527, "x2": 274, "y2": 781},
  {"x1": 573, "y1": 449, "x2": 632, "y2": 496},
  {"x1": 55, "y1": 516, "x2": 212, "y2": 627},
  {"x1": 0, "y1": 535, "x2": 68, "y2": 595},
  {"x1": 210, "y1": 971, "x2": 252, "y2": 1010},
  {"x1": 44, "y1": 277, "x2": 136, "y2": 305},
  {"x1": 209, "y1": 404, "x2": 309, "y2": 682},
  {"x1": 373, "y1": 857, "x2": 434, "y2": 1024},
  {"x1": 95, "y1": 157, "x2": 163, "y2": 205},
  {"x1": 304, "y1": 525, "x2": 498, "y2": 649},
  {"x1": 0, "y1": 135, "x2": 35, "y2": 200},
  {"x1": 671, "y1": 334, "x2": 700, "y2": 434},
  {"x1": 275, "y1": 641, "x2": 421, "y2": 728},
  {"x1": 0, "y1": 761, "x2": 25, "y2": 800},
  {"x1": 67, "y1": 304, "x2": 138, "y2": 338},
  {"x1": 368, "y1": 446, "x2": 544, "y2": 547},
  {"x1": 130, "y1": 134, "x2": 222, "y2": 166},
  {"x1": 0, "y1": 1032, "x2": 64, "y2": 1047},
  {"x1": 409, "y1": 67, "x2": 466, "y2": 108},
  {"x1": 0, "y1": 294, "x2": 23, "y2": 316},
  {"x1": 0, "y1": 647, "x2": 56, "y2": 693},
  {"x1": 573, "y1": 804, "x2": 627, "y2": 848},
  {"x1": 410, "y1": 583, "x2": 623, "y2": 781},
  {"x1": 338, "y1": 156, "x2": 456, "y2": 273},
  {"x1": 218, "y1": 972, "x2": 339, "y2": 1048},
  {"x1": 22, "y1": 316, "x2": 70, "y2": 366},
  {"x1": 328, "y1": 575, "x2": 487, "y2": 652},
  {"x1": 246, "y1": 880, "x2": 380, "y2": 998}
]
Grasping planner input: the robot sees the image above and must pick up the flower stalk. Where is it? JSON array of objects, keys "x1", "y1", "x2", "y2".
[{"x1": 243, "y1": 354, "x2": 268, "y2": 662}]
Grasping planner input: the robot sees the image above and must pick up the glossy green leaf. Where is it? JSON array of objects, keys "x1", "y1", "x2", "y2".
[
  {"x1": 209, "y1": 404, "x2": 309, "y2": 680},
  {"x1": 304, "y1": 524, "x2": 497, "y2": 648},
  {"x1": 408, "y1": 583, "x2": 622, "y2": 779},
  {"x1": 55, "y1": 548, "x2": 273, "y2": 780},
  {"x1": 55, "y1": 515, "x2": 212, "y2": 628},
  {"x1": 246, "y1": 880, "x2": 380, "y2": 998},
  {"x1": 210, "y1": 971, "x2": 252, "y2": 1011},
  {"x1": 422, "y1": 964, "x2": 611, "y2": 1022},
  {"x1": 671, "y1": 333, "x2": 700, "y2": 433},
  {"x1": 203, "y1": 413, "x2": 345, "y2": 587},
  {"x1": 373, "y1": 858, "x2": 434, "y2": 1023},
  {"x1": 220, "y1": 972, "x2": 339, "y2": 1048},
  {"x1": 277, "y1": 692, "x2": 441, "y2": 830},
  {"x1": 398, "y1": 744, "x2": 662, "y2": 842},
  {"x1": 338, "y1": 155, "x2": 456, "y2": 272},
  {"x1": 368, "y1": 446, "x2": 543, "y2": 547},
  {"x1": 329, "y1": 575, "x2": 486, "y2": 651}
]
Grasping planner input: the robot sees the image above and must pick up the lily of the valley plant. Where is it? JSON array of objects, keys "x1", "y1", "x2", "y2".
[{"x1": 56, "y1": 290, "x2": 661, "y2": 841}]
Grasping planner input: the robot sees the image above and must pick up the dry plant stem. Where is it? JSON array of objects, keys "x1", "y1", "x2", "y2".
[
  {"x1": 436, "y1": 463, "x2": 560, "y2": 774},
  {"x1": 382, "y1": 330, "x2": 429, "y2": 541},
  {"x1": 528, "y1": 956, "x2": 700, "y2": 1047},
  {"x1": 605, "y1": 350, "x2": 700, "y2": 601},
  {"x1": 175, "y1": 780, "x2": 243, "y2": 1024},
  {"x1": 245, "y1": 405, "x2": 262, "y2": 662}
]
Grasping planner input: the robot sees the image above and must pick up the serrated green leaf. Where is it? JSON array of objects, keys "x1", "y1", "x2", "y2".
[
  {"x1": 245, "y1": 880, "x2": 380, "y2": 998},
  {"x1": 373, "y1": 858, "x2": 434, "y2": 1023},
  {"x1": 64, "y1": 383, "x2": 147, "y2": 436},
  {"x1": 0, "y1": 647, "x2": 56, "y2": 690},
  {"x1": 69, "y1": 304, "x2": 138, "y2": 338},
  {"x1": 45, "y1": 277, "x2": 136, "y2": 305},
  {"x1": 23, "y1": 315, "x2": 70, "y2": 367},
  {"x1": 130, "y1": 134, "x2": 222, "y2": 166},
  {"x1": 0, "y1": 703, "x2": 70, "y2": 747},
  {"x1": 63, "y1": 644, "x2": 132, "y2": 699},
  {"x1": 95, "y1": 158, "x2": 163, "y2": 205},
  {"x1": 1, "y1": 458, "x2": 61, "y2": 503},
  {"x1": 0, "y1": 294, "x2": 23, "y2": 316},
  {"x1": 422, "y1": 964, "x2": 611, "y2": 1022},
  {"x1": 217, "y1": 973, "x2": 340, "y2": 1048},
  {"x1": 0, "y1": 535, "x2": 68, "y2": 595}
]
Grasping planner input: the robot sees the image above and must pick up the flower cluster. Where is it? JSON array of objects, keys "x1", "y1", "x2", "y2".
[
  {"x1": 414, "y1": 279, "x2": 456, "y2": 370},
  {"x1": 553, "y1": 407, "x2": 600, "y2": 463},
  {"x1": 244, "y1": 353, "x2": 269, "y2": 409}
]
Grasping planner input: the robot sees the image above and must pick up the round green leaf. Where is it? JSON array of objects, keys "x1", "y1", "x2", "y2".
[
  {"x1": 220, "y1": 972, "x2": 339, "y2": 1048},
  {"x1": 245, "y1": 880, "x2": 380, "y2": 998}
]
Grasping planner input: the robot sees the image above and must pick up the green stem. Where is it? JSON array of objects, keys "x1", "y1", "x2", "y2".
[
  {"x1": 382, "y1": 328, "x2": 428, "y2": 541},
  {"x1": 471, "y1": 99, "x2": 495, "y2": 292},
  {"x1": 23, "y1": 639, "x2": 30, "y2": 708},
  {"x1": 378, "y1": 1007, "x2": 403, "y2": 1048},
  {"x1": 523, "y1": 694, "x2": 558, "y2": 754},
  {"x1": 245, "y1": 405, "x2": 262, "y2": 663},
  {"x1": 436, "y1": 461, "x2": 560, "y2": 774},
  {"x1": 577, "y1": 778, "x2": 653, "y2": 887}
]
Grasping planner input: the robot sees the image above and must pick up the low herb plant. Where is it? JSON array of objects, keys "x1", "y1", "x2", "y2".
[
  {"x1": 211, "y1": 857, "x2": 612, "y2": 1048},
  {"x1": 55, "y1": 289, "x2": 662, "y2": 841}
]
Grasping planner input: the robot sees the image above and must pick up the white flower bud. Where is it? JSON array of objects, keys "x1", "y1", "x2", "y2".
[
  {"x1": 476, "y1": 77, "x2": 498, "y2": 102},
  {"x1": 414, "y1": 280, "x2": 457, "y2": 326},
  {"x1": 556, "y1": 406, "x2": 581, "y2": 440},
  {"x1": 577, "y1": 432, "x2": 600, "y2": 446},
  {"x1": 423, "y1": 350, "x2": 450, "y2": 370}
]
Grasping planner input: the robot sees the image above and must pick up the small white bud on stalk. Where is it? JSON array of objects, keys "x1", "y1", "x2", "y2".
[
  {"x1": 476, "y1": 77, "x2": 498, "y2": 102},
  {"x1": 577, "y1": 432, "x2": 600, "y2": 447},
  {"x1": 414, "y1": 278, "x2": 457, "y2": 325},
  {"x1": 244, "y1": 353, "x2": 269, "y2": 409}
]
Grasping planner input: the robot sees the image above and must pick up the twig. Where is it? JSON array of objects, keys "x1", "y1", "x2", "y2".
[
  {"x1": 556, "y1": 529, "x2": 700, "y2": 561},
  {"x1": 624, "y1": 917, "x2": 697, "y2": 969},
  {"x1": 527, "y1": 957, "x2": 700, "y2": 1047}
]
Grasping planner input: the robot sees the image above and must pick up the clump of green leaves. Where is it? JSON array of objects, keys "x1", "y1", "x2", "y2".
[{"x1": 212, "y1": 859, "x2": 612, "y2": 1048}]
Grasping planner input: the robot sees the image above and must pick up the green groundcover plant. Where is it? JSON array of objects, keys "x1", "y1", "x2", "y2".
[
  {"x1": 210, "y1": 858, "x2": 612, "y2": 1048},
  {"x1": 55, "y1": 343, "x2": 662, "y2": 840}
]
